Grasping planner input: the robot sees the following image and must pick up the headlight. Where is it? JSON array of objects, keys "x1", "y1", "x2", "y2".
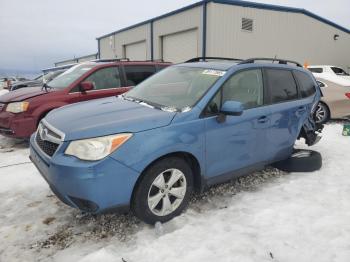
[
  {"x1": 65, "y1": 133, "x2": 132, "y2": 161},
  {"x1": 6, "y1": 102, "x2": 29, "y2": 113}
]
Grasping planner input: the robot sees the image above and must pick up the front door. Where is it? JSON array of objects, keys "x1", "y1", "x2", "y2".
[
  {"x1": 204, "y1": 69, "x2": 270, "y2": 180},
  {"x1": 78, "y1": 66, "x2": 128, "y2": 102}
]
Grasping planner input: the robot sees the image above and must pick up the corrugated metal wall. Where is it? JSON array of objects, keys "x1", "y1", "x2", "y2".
[
  {"x1": 153, "y1": 6, "x2": 203, "y2": 61},
  {"x1": 97, "y1": 2, "x2": 350, "y2": 68},
  {"x1": 98, "y1": 6, "x2": 203, "y2": 62},
  {"x1": 99, "y1": 24, "x2": 151, "y2": 60},
  {"x1": 206, "y1": 2, "x2": 350, "y2": 69}
]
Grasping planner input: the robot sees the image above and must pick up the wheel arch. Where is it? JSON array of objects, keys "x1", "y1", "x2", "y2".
[
  {"x1": 319, "y1": 100, "x2": 331, "y2": 119},
  {"x1": 131, "y1": 151, "x2": 203, "y2": 203}
]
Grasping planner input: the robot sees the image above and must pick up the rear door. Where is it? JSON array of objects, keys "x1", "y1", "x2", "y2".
[
  {"x1": 264, "y1": 68, "x2": 308, "y2": 162},
  {"x1": 123, "y1": 65, "x2": 156, "y2": 86},
  {"x1": 77, "y1": 66, "x2": 128, "y2": 102}
]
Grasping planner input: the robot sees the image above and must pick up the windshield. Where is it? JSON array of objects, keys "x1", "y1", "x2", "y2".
[
  {"x1": 124, "y1": 66, "x2": 225, "y2": 111},
  {"x1": 48, "y1": 64, "x2": 96, "y2": 89}
]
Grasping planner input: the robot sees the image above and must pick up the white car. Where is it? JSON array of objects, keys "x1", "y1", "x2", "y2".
[
  {"x1": 0, "y1": 77, "x2": 27, "y2": 89},
  {"x1": 308, "y1": 65, "x2": 350, "y2": 86}
]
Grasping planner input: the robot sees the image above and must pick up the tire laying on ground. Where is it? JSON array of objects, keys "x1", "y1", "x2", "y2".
[{"x1": 273, "y1": 149, "x2": 322, "y2": 173}]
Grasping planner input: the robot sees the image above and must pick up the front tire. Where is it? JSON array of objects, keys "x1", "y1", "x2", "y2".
[{"x1": 132, "y1": 157, "x2": 193, "y2": 224}]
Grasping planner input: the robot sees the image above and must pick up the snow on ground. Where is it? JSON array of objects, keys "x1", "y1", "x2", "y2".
[{"x1": 0, "y1": 123, "x2": 350, "y2": 262}]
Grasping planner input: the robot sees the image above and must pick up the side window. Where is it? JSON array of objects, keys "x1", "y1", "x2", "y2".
[
  {"x1": 265, "y1": 69, "x2": 298, "y2": 103},
  {"x1": 156, "y1": 65, "x2": 169, "y2": 72},
  {"x1": 331, "y1": 67, "x2": 349, "y2": 76},
  {"x1": 85, "y1": 67, "x2": 121, "y2": 90},
  {"x1": 294, "y1": 71, "x2": 316, "y2": 97},
  {"x1": 205, "y1": 91, "x2": 221, "y2": 115},
  {"x1": 308, "y1": 68, "x2": 323, "y2": 73},
  {"x1": 124, "y1": 66, "x2": 156, "y2": 86},
  {"x1": 222, "y1": 69, "x2": 264, "y2": 109}
]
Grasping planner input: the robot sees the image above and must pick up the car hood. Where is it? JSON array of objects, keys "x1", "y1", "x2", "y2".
[
  {"x1": 0, "y1": 86, "x2": 51, "y2": 103},
  {"x1": 44, "y1": 96, "x2": 177, "y2": 141}
]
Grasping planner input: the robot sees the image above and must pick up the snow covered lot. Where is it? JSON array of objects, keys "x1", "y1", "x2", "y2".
[{"x1": 0, "y1": 123, "x2": 350, "y2": 262}]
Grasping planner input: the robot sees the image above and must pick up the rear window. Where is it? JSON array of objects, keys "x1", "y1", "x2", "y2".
[
  {"x1": 124, "y1": 66, "x2": 156, "y2": 86},
  {"x1": 331, "y1": 67, "x2": 349, "y2": 76},
  {"x1": 266, "y1": 69, "x2": 298, "y2": 103},
  {"x1": 308, "y1": 68, "x2": 323, "y2": 73},
  {"x1": 294, "y1": 71, "x2": 316, "y2": 98}
]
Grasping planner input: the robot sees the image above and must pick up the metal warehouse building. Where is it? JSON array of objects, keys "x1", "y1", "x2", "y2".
[
  {"x1": 96, "y1": 0, "x2": 350, "y2": 71},
  {"x1": 55, "y1": 53, "x2": 98, "y2": 67}
]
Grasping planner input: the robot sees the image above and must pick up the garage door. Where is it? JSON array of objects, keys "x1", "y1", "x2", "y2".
[
  {"x1": 124, "y1": 41, "x2": 147, "y2": 61},
  {"x1": 162, "y1": 29, "x2": 198, "y2": 63}
]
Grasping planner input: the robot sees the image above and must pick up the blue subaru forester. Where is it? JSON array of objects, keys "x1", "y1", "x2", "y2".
[{"x1": 30, "y1": 58, "x2": 322, "y2": 224}]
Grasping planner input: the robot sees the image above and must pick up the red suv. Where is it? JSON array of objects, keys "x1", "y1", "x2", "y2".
[{"x1": 0, "y1": 60, "x2": 170, "y2": 138}]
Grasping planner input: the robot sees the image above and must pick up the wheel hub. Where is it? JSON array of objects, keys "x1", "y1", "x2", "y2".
[{"x1": 147, "y1": 168, "x2": 187, "y2": 217}]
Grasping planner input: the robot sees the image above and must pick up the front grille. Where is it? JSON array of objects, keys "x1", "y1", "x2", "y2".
[{"x1": 36, "y1": 134, "x2": 59, "y2": 157}]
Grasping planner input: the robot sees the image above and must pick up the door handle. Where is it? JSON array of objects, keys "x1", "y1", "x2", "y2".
[{"x1": 257, "y1": 116, "x2": 268, "y2": 123}]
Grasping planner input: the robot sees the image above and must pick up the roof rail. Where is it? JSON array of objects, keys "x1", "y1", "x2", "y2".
[
  {"x1": 239, "y1": 58, "x2": 302, "y2": 67},
  {"x1": 185, "y1": 57, "x2": 243, "y2": 63},
  {"x1": 94, "y1": 58, "x2": 130, "y2": 63},
  {"x1": 93, "y1": 58, "x2": 171, "y2": 63},
  {"x1": 128, "y1": 59, "x2": 171, "y2": 63}
]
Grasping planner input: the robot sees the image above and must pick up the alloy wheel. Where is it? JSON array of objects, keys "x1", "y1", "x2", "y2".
[
  {"x1": 147, "y1": 168, "x2": 187, "y2": 216},
  {"x1": 315, "y1": 103, "x2": 327, "y2": 123}
]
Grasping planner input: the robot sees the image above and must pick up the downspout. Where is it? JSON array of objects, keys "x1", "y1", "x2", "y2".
[
  {"x1": 202, "y1": 0, "x2": 208, "y2": 58},
  {"x1": 150, "y1": 21, "x2": 154, "y2": 61}
]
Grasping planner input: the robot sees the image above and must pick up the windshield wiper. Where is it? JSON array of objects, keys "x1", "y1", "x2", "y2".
[
  {"x1": 122, "y1": 95, "x2": 167, "y2": 111},
  {"x1": 42, "y1": 83, "x2": 53, "y2": 92}
]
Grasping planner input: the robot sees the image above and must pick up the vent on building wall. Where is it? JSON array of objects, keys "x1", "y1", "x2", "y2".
[{"x1": 242, "y1": 18, "x2": 253, "y2": 32}]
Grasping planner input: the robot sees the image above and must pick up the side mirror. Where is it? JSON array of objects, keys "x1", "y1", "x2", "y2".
[
  {"x1": 221, "y1": 101, "x2": 244, "y2": 116},
  {"x1": 80, "y1": 81, "x2": 94, "y2": 92}
]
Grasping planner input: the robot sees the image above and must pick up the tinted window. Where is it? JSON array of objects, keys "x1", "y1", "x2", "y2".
[
  {"x1": 294, "y1": 71, "x2": 316, "y2": 97},
  {"x1": 308, "y1": 68, "x2": 323, "y2": 73},
  {"x1": 222, "y1": 69, "x2": 264, "y2": 109},
  {"x1": 205, "y1": 91, "x2": 221, "y2": 115},
  {"x1": 85, "y1": 67, "x2": 121, "y2": 90},
  {"x1": 331, "y1": 67, "x2": 349, "y2": 76},
  {"x1": 156, "y1": 65, "x2": 170, "y2": 72},
  {"x1": 124, "y1": 66, "x2": 156, "y2": 86},
  {"x1": 266, "y1": 69, "x2": 298, "y2": 103}
]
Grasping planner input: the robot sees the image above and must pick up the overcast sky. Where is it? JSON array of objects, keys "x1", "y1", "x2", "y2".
[{"x1": 0, "y1": 0, "x2": 349, "y2": 72}]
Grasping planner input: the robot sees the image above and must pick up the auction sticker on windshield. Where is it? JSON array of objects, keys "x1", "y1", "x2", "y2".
[{"x1": 202, "y1": 69, "x2": 226, "y2": 77}]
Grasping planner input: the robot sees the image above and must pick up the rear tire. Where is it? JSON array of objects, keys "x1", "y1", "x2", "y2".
[
  {"x1": 314, "y1": 102, "x2": 330, "y2": 125},
  {"x1": 132, "y1": 157, "x2": 193, "y2": 224},
  {"x1": 273, "y1": 149, "x2": 322, "y2": 173}
]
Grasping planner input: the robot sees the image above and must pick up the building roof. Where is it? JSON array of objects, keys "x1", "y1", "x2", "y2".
[
  {"x1": 55, "y1": 53, "x2": 98, "y2": 65},
  {"x1": 96, "y1": 0, "x2": 350, "y2": 40}
]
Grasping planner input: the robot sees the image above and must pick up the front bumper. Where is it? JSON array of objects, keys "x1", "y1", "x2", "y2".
[
  {"x1": 0, "y1": 111, "x2": 36, "y2": 138},
  {"x1": 29, "y1": 135, "x2": 140, "y2": 213}
]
